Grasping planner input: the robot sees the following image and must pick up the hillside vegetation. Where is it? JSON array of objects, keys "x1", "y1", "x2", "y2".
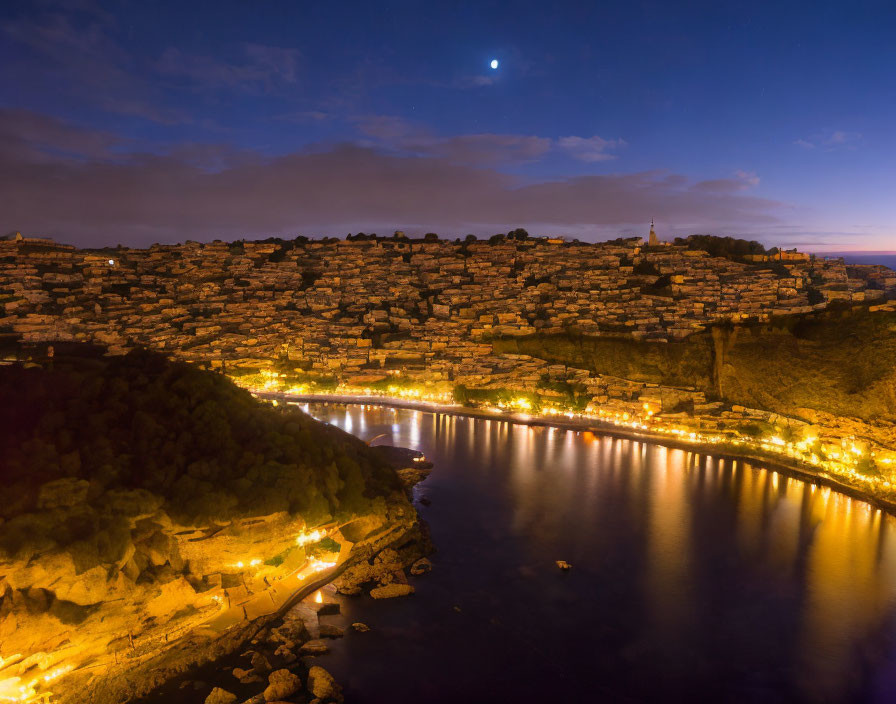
[{"x1": 0, "y1": 348, "x2": 402, "y2": 563}]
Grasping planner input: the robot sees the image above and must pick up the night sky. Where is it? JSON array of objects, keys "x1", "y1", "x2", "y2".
[{"x1": 1, "y1": 0, "x2": 893, "y2": 250}]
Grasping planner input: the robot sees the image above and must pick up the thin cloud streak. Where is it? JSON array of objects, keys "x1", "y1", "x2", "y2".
[
  {"x1": 353, "y1": 114, "x2": 624, "y2": 165},
  {"x1": 1, "y1": 9, "x2": 191, "y2": 124},
  {"x1": 556, "y1": 135, "x2": 627, "y2": 162},
  {"x1": 156, "y1": 44, "x2": 301, "y2": 92},
  {"x1": 794, "y1": 129, "x2": 862, "y2": 151}
]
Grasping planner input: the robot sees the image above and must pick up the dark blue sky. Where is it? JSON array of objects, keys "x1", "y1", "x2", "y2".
[{"x1": 1, "y1": 0, "x2": 893, "y2": 249}]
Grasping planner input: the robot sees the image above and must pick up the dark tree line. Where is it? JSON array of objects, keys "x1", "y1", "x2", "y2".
[{"x1": 0, "y1": 349, "x2": 402, "y2": 558}]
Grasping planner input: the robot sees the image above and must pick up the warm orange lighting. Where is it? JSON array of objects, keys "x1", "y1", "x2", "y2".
[
  {"x1": 237, "y1": 381, "x2": 894, "y2": 503},
  {"x1": 295, "y1": 528, "x2": 325, "y2": 546}
]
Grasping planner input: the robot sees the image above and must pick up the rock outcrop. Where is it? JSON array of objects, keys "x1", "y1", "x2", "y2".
[
  {"x1": 205, "y1": 688, "x2": 238, "y2": 704},
  {"x1": 307, "y1": 665, "x2": 343, "y2": 702},
  {"x1": 369, "y1": 583, "x2": 415, "y2": 599},
  {"x1": 263, "y1": 669, "x2": 301, "y2": 702},
  {"x1": 410, "y1": 557, "x2": 432, "y2": 575}
]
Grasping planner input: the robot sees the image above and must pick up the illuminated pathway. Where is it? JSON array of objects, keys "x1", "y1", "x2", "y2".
[
  {"x1": 193, "y1": 517, "x2": 412, "y2": 636},
  {"x1": 0, "y1": 519, "x2": 407, "y2": 704},
  {"x1": 192, "y1": 529, "x2": 353, "y2": 638}
]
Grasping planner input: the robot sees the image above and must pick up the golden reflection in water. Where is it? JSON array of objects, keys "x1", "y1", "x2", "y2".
[
  {"x1": 796, "y1": 490, "x2": 896, "y2": 701},
  {"x1": 510, "y1": 423, "x2": 533, "y2": 489},
  {"x1": 729, "y1": 459, "x2": 790, "y2": 564},
  {"x1": 645, "y1": 444, "x2": 694, "y2": 633},
  {"x1": 310, "y1": 404, "x2": 896, "y2": 699},
  {"x1": 409, "y1": 410, "x2": 421, "y2": 447}
]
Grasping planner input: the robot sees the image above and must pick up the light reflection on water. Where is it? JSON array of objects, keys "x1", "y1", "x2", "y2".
[{"x1": 304, "y1": 403, "x2": 896, "y2": 703}]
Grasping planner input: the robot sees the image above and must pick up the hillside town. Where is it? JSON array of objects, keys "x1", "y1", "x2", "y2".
[{"x1": 2, "y1": 229, "x2": 896, "y2": 481}]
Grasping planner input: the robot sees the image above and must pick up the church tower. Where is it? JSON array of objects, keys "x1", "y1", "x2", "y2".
[{"x1": 648, "y1": 218, "x2": 659, "y2": 246}]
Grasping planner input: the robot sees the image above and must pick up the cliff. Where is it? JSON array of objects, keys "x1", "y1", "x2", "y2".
[{"x1": 495, "y1": 306, "x2": 896, "y2": 425}]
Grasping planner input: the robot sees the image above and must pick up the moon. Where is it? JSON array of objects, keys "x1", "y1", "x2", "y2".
[{"x1": 490, "y1": 59, "x2": 499, "y2": 69}]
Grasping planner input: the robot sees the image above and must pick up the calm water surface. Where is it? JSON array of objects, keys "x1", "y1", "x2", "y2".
[
  {"x1": 303, "y1": 403, "x2": 896, "y2": 703},
  {"x1": 824, "y1": 253, "x2": 896, "y2": 270}
]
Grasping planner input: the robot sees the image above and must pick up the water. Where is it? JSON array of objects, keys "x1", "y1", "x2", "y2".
[
  {"x1": 303, "y1": 403, "x2": 896, "y2": 703},
  {"x1": 821, "y1": 252, "x2": 896, "y2": 270}
]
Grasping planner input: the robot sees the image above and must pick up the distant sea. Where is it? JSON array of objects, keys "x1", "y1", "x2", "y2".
[{"x1": 818, "y1": 252, "x2": 896, "y2": 270}]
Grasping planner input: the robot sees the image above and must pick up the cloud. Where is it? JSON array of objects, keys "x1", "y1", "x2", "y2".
[
  {"x1": 100, "y1": 98, "x2": 192, "y2": 126},
  {"x1": 0, "y1": 112, "x2": 784, "y2": 247},
  {"x1": 2, "y1": 9, "x2": 300, "y2": 124},
  {"x1": 468, "y1": 75, "x2": 497, "y2": 87},
  {"x1": 0, "y1": 108, "x2": 123, "y2": 162},
  {"x1": 354, "y1": 115, "x2": 620, "y2": 166},
  {"x1": 275, "y1": 111, "x2": 332, "y2": 124},
  {"x1": 1, "y1": 11, "x2": 123, "y2": 66},
  {"x1": 505, "y1": 171, "x2": 779, "y2": 227},
  {"x1": 734, "y1": 170, "x2": 760, "y2": 187},
  {"x1": 354, "y1": 115, "x2": 426, "y2": 142},
  {"x1": 159, "y1": 143, "x2": 265, "y2": 171},
  {"x1": 556, "y1": 135, "x2": 627, "y2": 162},
  {"x1": 156, "y1": 44, "x2": 301, "y2": 92},
  {"x1": 352, "y1": 115, "x2": 551, "y2": 165},
  {"x1": 692, "y1": 170, "x2": 760, "y2": 193},
  {"x1": 420, "y1": 134, "x2": 553, "y2": 165},
  {"x1": 1, "y1": 10, "x2": 191, "y2": 124},
  {"x1": 794, "y1": 130, "x2": 862, "y2": 151}
]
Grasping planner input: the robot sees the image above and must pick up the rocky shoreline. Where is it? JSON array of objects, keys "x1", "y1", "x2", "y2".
[{"x1": 128, "y1": 452, "x2": 434, "y2": 704}]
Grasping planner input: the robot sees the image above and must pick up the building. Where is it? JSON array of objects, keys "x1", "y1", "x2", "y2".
[{"x1": 648, "y1": 219, "x2": 659, "y2": 246}]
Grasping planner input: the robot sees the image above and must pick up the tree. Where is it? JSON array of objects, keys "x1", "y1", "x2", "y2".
[{"x1": 673, "y1": 235, "x2": 767, "y2": 259}]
